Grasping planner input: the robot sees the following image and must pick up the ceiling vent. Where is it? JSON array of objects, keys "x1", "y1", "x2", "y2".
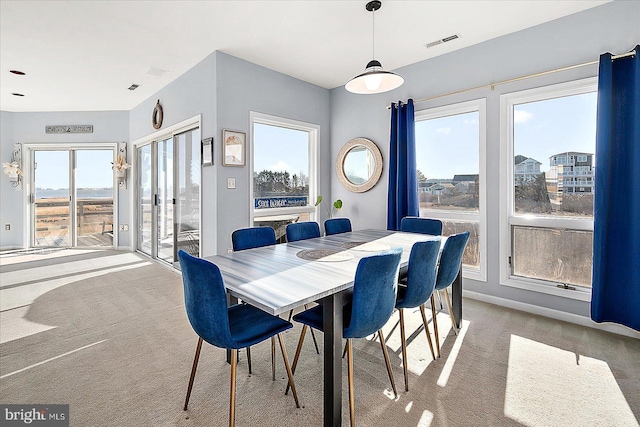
[
  {"x1": 128, "y1": 84, "x2": 140, "y2": 91},
  {"x1": 425, "y1": 34, "x2": 460, "y2": 49}
]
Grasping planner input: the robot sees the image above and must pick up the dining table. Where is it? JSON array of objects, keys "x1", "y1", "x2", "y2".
[{"x1": 204, "y1": 229, "x2": 462, "y2": 427}]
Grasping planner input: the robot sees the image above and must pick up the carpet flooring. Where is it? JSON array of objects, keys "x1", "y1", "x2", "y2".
[{"x1": 1, "y1": 249, "x2": 638, "y2": 426}]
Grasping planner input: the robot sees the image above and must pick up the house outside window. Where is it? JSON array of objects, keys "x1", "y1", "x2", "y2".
[
  {"x1": 415, "y1": 99, "x2": 487, "y2": 282},
  {"x1": 250, "y1": 112, "x2": 319, "y2": 242},
  {"x1": 500, "y1": 78, "x2": 597, "y2": 300}
]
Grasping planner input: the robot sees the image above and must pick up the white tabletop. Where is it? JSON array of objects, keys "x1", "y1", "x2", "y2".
[{"x1": 205, "y1": 229, "x2": 442, "y2": 316}]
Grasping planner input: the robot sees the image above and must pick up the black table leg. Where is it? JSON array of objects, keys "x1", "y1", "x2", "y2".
[
  {"x1": 322, "y1": 291, "x2": 343, "y2": 427},
  {"x1": 451, "y1": 267, "x2": 462, "y2": 329},
  {"x1": 226, "y1": 294, "x2": 239, "y2": 364}
]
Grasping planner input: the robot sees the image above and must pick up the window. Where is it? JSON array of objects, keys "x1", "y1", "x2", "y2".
[
  {"x1": 415, "y1": 99, "x2": 486, "y2": 281},
  {"x1": 500, "y1": 78, "x2": 597, "y2": 300},
  {"x1": 250, "y1": 112, "x2": 318, "y2": 242}
]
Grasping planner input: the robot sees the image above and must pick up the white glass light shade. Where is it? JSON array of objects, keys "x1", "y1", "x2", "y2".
[{"x1": 345, "y1": 60, "x2": 404, "y2": 94}]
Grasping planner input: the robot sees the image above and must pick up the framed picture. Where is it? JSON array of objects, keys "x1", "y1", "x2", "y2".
[
  {"x1": 222, "y1": 129, "x2": 246, "y2": 167},
  {"x1": 201, "y1": 137, "x2": 213, "y2": 166}
]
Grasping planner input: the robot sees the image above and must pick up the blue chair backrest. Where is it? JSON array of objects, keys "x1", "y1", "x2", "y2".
[
  {"x1": 286, "y1": 222, "x2": 321, "y2": 242},
  {"x1": 400, "y1": 217, "x2": 443, "y2": 236},
  {"x1": 398, "y1": 239, "x2": 441, "y2": 309},
  {"x1": 344, "y1": 248, "x2": 402, "y2": 339},
  {"x1": 435, "y1": 232, "x2": 470, "y2": 291},
  {"x1": 178, "y1": 250, "x2": 234, "y2": 349},
  {"x1": 324, "y1": 218, "x2": 352, "y2": 236},
  {"x1": 232, "y1": 227, "x2": 276, "y2": 251}
]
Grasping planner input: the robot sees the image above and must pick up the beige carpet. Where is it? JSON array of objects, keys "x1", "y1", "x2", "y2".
[{"x1": 1, "y1": 249, "x2": 638, "y2": 426}]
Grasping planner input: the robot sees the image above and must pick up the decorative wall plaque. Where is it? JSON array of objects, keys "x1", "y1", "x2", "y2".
[
  {"x1": 45, "y1": 125, "x2": 93, "y2": 134},
  {"x1": 152, "y1": 100, "x2": 163, "y2": 129}
]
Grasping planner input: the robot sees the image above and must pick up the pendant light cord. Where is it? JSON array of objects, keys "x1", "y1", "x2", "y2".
[{"x1": 372, "y1": 7, "x2": 375, "y2": 60}]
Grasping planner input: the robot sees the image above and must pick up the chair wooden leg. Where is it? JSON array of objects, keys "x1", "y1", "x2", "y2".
[
  {"x1": 377, "y1": 330, "x2": 398, "y2": 398},
  {"x1": 277, "y1": 334, "x2": 300, "y2": 408},
  {"x1": 442, "y1": 289, "x2": 459, "y2": 335},
  {"x1": 419, "y1": 304, "x2": 436, "y2": 361},
  {"x1": 286, "y1": 325, "x2": 307, "y2": 395},
  {"x1": 346, "y1": 339, "x2": 355, "y2": 427},
  {"x1": 183, "y1": 337, "x2": 203, "y2": 411},
  {"x1": 431, "y1": 294, "x2": 441, "y2": 358},
  {"x1": 399, "y1": 309, "x2": 409, "y2": 392},
  {"x1": 246, "y1": 347, "x2": 252, "y2": 374},
  {"x1": 271, "y1": 337, "x2": 276, "y2": 381},
  {"x1": 229, "y1": 348, "x2": 238, "y2": 427}
]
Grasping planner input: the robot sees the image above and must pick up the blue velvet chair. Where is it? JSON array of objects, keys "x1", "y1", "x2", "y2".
[
  {"x1": 431, "y1": 231, "x2": 469, "y2": 358},
  {"x1": 400, "y1": 216, "x2": 443, "y2": 236},
  {"x1": 230, "y1": 226, "x2": 278, "y2": 377},
  {"x1": 395, "y1": 239, "x2": 441, "y2": 391},
  {"x1": 231, "y1": 226, "x2": 276, "y2": 251},
  {"x1": 290, "y1": 248, "x2": 402, "y2": 427},
  {"x1": 285, "y1": 221, "x2": 321, "y2": 242},
  {"x1": 178, "y1": 250, "x2": 300, "y2": 426},
  {"x1": 324, "y1": 218, "x2": 352, "y2": 236}
]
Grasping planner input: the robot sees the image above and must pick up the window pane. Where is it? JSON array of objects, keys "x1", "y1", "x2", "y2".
[
  {"x1": 442, "y1": 220, "x2": 480, "y2": 269},
  {"x1": 513, "y1": 92, "x2": 596, "y2": 217},
  {"x1": 175, "y1": 128, "x2": 201, "y2": 257},
  {"x1": 416, "y1": 111, "x2": 479, "y2": 212},
  {"x1": 512, "y1": 226, "x2": 593, "y2": 288},
  {"x1": 253, "y1": 123, "x2": 309, "y2": 210}
]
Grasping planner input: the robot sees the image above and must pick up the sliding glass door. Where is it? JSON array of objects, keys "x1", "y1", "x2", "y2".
[
  {"x1": 138, "y1": 144, "x2": 153, "y2": 256},
  {"x1": 31, "y1": 147, "x2": 115, "y2": 248},
  {"x1": 33, "y1": 150, "x2": 71, "y2": 247},
  {"x1": 156, "y1": 137, "x2": 174, "y2": 263},
  {"x1": 136, "y1": 127, "x2": 200, "y2": 266}
]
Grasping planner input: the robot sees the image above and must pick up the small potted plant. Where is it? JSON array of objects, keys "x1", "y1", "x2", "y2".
[{"x1": 315, "y1": 196, "x2": 343, "y2": 219}]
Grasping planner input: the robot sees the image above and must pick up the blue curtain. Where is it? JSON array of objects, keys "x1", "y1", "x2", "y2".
[
  {"x1": 591, "y1": 45, "x2": 640, "y2": 331},
  {"x1": 387, "y1": 99, "x2": 418, "y2": 230}
]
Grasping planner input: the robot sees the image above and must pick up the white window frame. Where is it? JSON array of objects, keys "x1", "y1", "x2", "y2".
[
  {"x1": 415, "y1": 98, "x2": 487, "y2": 282},
  {"x1": 499, "y1": 78, "x2": 597, "y2": 301},
  {"x1": 250, "y1": 111, "x2": 319, "y2": 224}
]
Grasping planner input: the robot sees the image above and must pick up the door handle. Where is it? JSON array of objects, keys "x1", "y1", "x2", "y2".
[{"x1": 154, "y1": 194, "x2": 159, "y2": 206}]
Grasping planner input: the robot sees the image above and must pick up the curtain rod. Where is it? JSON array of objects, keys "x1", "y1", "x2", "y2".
[{"x1": 386, "y1": 50, "x2": 636, "y2": 110}]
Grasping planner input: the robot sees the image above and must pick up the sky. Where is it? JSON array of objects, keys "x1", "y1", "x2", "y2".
[
  {"x1": 415, "y1": 91, "x2": 597, "y2": 179},
  {"x1": 35, "y1": 149, "x2": 113, "y2": 189},
  {"x1": 253, "y1": 123, "x2": 309, "y2": 178}
]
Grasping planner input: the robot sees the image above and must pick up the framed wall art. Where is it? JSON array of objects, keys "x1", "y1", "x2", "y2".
[{"x1": 222, "y1": 129, "x2": 246, "y2": 167}]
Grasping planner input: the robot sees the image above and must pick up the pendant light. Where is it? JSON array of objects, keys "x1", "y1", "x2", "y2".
[{"x1": 345, "y1": 1, "x2": 404, "y2": 94}]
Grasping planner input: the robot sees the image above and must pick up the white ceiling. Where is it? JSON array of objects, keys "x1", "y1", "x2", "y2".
[{"x1": 0, "y1": 0, "x2": 609, "y2": 113}]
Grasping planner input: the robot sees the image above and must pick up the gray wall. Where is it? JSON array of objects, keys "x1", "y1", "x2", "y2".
[
  {"x1": 129, "y1": 52, "x2": 217, "y2": 255},
  {"x1": 329, "y1": 0, "x2": 640, "y2": 318},
  {"x1": 214, "y1": 52, "x2": 331, "y2": 253},
  {"x1": 0, "y1": 111, "x2": 129, "y2": 249},
  {"x1": 0, "y1": 110, "x2": 18, "y2": 248},
  {"x1": 128, "y1": 51, "x2": 330, "y2": 256}
]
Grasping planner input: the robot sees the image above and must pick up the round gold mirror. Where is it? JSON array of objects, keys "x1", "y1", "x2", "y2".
[{"x1": 336, "y1": 138, "x2": 383, "y2": 193}]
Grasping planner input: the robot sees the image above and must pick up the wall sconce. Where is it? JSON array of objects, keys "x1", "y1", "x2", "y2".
[
  {"x1": 2, "y1": 144, "x2": 23, "y2": 188},
  {"x1": 112, "y1": 142, "x2": 130, "y2": 189}
]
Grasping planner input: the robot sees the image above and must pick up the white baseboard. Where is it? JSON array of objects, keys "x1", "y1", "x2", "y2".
[{"x1": 463, "y1": 290, "x2": 640, "y2": 340}]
